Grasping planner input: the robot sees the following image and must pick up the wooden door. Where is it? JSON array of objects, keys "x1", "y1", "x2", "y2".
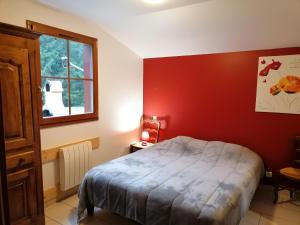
[
  {"x1": 0, "y1": 23, "x2": 44, "y2": 225},
  {"x1": 0, "y1": 39, "x2": 37, "y2": 225},
  {"x1": 0, "y1": 86, "x2": 10, "y2": 225},
  {"x1": 7, "y1": 168, "x2": 37, "y2": 225},
  {"x1": 0, "y1": 46, "x2": 34, "y2": 151}
]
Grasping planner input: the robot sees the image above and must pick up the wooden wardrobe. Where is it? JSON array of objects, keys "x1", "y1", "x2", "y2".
[{"x1": 0, "y1": 23, "x2": 44, "y2": 225}]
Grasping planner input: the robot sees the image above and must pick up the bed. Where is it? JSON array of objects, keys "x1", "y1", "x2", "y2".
[{"x1": 78, "y1": 136, "x2": 264, "y2": 225}]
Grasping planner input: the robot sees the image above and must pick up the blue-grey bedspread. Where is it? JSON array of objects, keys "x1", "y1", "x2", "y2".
[{"x1": 78, "y1": 136, "x2": 264, "y2": 225}]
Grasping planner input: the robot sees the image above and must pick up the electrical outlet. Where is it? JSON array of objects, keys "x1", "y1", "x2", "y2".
[{"x1": 265, "y1": 171, "x2": 272, "y2": 178}]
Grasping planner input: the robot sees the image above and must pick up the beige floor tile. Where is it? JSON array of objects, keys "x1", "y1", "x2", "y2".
[
  {"x1": 253, "y1": 185, "x2": 290, "y2": 204},
  {"x1": 61, "y1": 195, "x2": 79, "y2": 208},
  {"x1": 250, "y1": 186, "x2": 300, "y2": 225},
  {"x1": 45, "y1": 216, "x2": 51, "y2": 223},
  {"x1": 79, "y1": 209, "x2": 111, "y2": 225},
  {"x1": 239, "y1": 210, "x2": 261, "y2": 225},
  {"x1": 259, "y1": 217, "x2": 280, "y2": 225},
  {"x1": 45, "y1": 185, "x2": 300, "y2": 225},
  {"x1": 275, "y1": 200, "x2": 300, "y2": 213},
  {"x1": 259, "y1": 216, "x2": 299, "y2": 225},
  {"x1": 251, "y1": 185, "x2": 299, "y2": 218},
  {"x1": 46, "y1": 203, "x2": 77, "y2": 225},
  {"x1": 251, "y1": 198, "x2": 300, "y2": 223},
  {"x1": 80, "y1": 208, "x2": 138, "y2": 225},
  {"x1": 46, "y1": 217, "x2": 62, "y2": 225}
]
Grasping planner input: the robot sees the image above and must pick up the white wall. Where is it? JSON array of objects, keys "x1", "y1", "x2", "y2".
[{"x1": 0, "y1": 0, "x2": 143, "y2": 190}]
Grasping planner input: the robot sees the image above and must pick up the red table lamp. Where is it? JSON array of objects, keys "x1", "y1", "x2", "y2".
[{"x1": 141, "y1": 131, "x2": 150, "y2": 146}]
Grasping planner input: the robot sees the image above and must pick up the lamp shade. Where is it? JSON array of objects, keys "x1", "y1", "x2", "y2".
[{"x1": 141, "y1": 131, "x2": 150, "y2": 141}]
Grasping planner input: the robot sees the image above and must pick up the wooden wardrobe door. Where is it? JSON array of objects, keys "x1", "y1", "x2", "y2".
[
  {"x1": 0, "y1": 46, "x2": 33, "y2": 151},
  {"x1": 7, "y1": 168, "x2": 37, "y2": 225},
  {"x1": 0, "y1": 86, "x2": 10, "y2": 225},
  {"x1": 0, "y1": 22, "x2": 44, "y2": 225}
]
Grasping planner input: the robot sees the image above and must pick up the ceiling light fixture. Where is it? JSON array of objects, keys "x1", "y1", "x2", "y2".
[{"x1": 143, "y1": 0, "x2": 165, "y2": 4}]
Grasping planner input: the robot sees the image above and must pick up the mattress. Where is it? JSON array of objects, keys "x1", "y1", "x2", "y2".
[{"x1": 78, "y1": 136, "x2": 264, "y2": 225}]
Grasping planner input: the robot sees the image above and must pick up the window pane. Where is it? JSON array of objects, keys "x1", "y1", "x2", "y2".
[
  {"x1": 40, "y1": 35, "x2": 68, "y2": 78},
  {"x1": 70, "y1": 41, "x2": 93, "y2": 79},
  {"x1": 42, "y1": 78, "x2": 69, "y2": 117},
  {"x1": 70, "y1": 80, "x2": 93, "y2": 115}
]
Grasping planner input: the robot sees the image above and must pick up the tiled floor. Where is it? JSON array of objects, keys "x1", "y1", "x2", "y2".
[{"x1": 45, "y1": 184, "x2": 300, "y2": 225}]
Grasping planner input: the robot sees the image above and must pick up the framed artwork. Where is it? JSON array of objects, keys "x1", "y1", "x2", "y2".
[{"x1": 255, "y1": 54, "x2": 300, "y2": 114}]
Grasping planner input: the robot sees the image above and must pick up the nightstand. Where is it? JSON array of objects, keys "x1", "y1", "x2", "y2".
[{"x1": 130, "y1": 142, "x2": 154, "y2": 153}]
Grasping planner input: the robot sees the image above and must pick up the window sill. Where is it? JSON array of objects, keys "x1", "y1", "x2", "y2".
[{"x1": 40, "y1": 113, "x2": 98, "y2": 128}]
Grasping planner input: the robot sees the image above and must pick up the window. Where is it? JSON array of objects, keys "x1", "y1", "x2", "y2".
[{"x1": 27, "y1": 21, "x2": 98, "y2": 127}]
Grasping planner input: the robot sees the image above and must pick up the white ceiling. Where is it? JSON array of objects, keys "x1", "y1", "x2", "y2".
[{"x1": 35, "y1": 0, "x2": 300, "y2": 58}]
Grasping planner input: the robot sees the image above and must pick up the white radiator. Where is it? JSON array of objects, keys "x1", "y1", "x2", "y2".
[{"x1": 59, "y1": 141, "x2": 92, "y2": 191}]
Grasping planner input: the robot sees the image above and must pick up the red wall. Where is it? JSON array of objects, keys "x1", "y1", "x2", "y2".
[{"x1": 143, "y1": 47, "x2": 300, "y2": 171}]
